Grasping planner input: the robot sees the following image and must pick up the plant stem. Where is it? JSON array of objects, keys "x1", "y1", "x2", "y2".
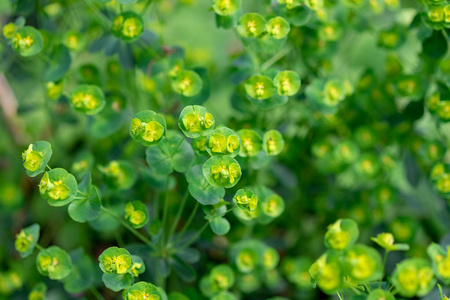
[
  {"x1": 141, "y1": 0, "x2": 153, "y2": 15},
  {"x1": 171, "y1": 136, "x2": 186, "y2": 155},
  {"x1": 167, "y1": 189, "x2": 189, "y2": 243},
  {"x1": 89, "y1": 286, "x2": 105, "y2": 300},
  {"x1": 161, "y1": 178, "x2": 170, "y2": 246},
  {"x1": 178, "y1": 221, "x2": 209, "y2": 250},
  {"x1": 35, "y1": 243, "x2": 44, "y2": 251},
  {"x1": 337, "y1": 292, "x2": 344, "y2": 300},
  {"x1": 101, "y1": 206, "x2": 158, "y2": 251},
  {"x1": 46, "y1": 164, "x2": 52, "y2": 170},
  {"x1": 83, "y1": 0, "x2": 111, "y2": 28},
  {"x1": 260, "y1": 45, "x2": 293, "y2": 71},
  {"x1": 77, "y1": 190, "x2": 88, "y2": 196},
  {"x1": 174, "y1": 201, "x2": 199, "y2": 245}
]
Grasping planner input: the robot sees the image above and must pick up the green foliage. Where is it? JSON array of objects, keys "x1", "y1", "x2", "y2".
[{"x1": 2, "y1": 0, "x2": 450, "y2": 299}]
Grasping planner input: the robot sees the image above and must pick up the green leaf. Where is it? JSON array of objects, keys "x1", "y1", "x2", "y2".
[
  {"x1": 145, "y1": 131, "x2": 194, "y2": 175},
  {"x1": 102, "y1": 273, "x2": 134, "y2": 292},
  {"x1": 422, "y1": 30, "x2": 448, "y2": 59},
  {"x1": 62, "y1": 248, "x2": 96, "y2": 294},
  {"x1": 171, "y1": 256, "x2": 197, "y2": 282},
  {"x1": 187, "y1": 165, "x2": 225, "y2": 205},
  {"x1": 44, "y1": 45, "x2": 71, "y2": 82},
  {"x1": 209, "y1": 216, "x2": 230, "y2": 235},
  {"x1": 68, "y1": 181, "x2": 101, "y2": 223}
]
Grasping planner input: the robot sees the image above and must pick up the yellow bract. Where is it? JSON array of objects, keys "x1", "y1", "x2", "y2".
[{"x1": 142, "y1": 121, "x2": 164, "y2": 143}]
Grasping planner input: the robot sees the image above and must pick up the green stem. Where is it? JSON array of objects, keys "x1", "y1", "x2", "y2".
[
  {"x1": 171, "y1": 136, "x2": 186, "y2": 156},
  {"x1": 167, "y1": 189, "x2": 189, "y2": 244},
  {"x1": 35, "y1": 243, "x2": 44, "y2": 251},
  {"x1": 178, "y1": 221, "x2": 209, "y2": 250},
  {"x1": 141, "y1": 0, "x2": 153, "y2": 15},
  {"x1": 46, "y1": 164, "x2": 52, "y2": 170},
  {"x1": 89, "y1": 286, "x2": 105, "y2": 300},
  {"x1": 260, "y1": 46, "x2": 293, "y2": 71},
  {"x1": 337, "y1": 292, "x2": 344, "y2": 300},
  {"x1": 38, "y1": 53, "x2": 53, "y2": 64},
  {"x1": 77, "y1": 190, "x2": 87, "y2": 196},
  {"x1": 83, "y1": 0, "x2": 111, "y2": 28},
  {"x1": 101, "y1": 206, "x2": 158, "y2": 251},
  {"x1": 174, "y1": 201, "x2": 199, "y2": 245},
  {"x1": 161, "y1": 179, "x2": 170, "y2": 246}
]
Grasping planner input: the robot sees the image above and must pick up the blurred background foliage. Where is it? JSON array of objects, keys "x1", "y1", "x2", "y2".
[{"x1": 0, "y1": 0, "x2": 450, "y2": 299}]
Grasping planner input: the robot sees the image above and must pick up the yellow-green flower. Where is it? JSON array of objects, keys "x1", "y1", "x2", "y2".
[
  {"x1": 209, "y1": 133, "x2": 227, "y2": 153},
  {"x1": 2, "y1": 23, "x2": 15, "y2": 39},
  {"x1": 142, "y1": 121, "x2": 164, "y2": 143},
  {"x1": 22, "y1": 145, "x2": 44, "y2": 172}
]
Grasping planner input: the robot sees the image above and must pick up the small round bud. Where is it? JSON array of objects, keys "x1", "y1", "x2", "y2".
[
  {"x1": 212, "y1": 0, "x2": 241, "y2": 16},
  {"x1": 237, "y1": 13, "x2": 266, "y2": 38},
  {"x1": 265, "y1": 17, "x2": 290, "y2": 40},
  {"x1": 171, "y1": 70, "x2": 203, "y2": 97},
  {"x1": 112, "y1": 12, "x2": 144, "y2": 42},
  {"x1": 245, "y1": 75, "x2": 275, "y2": 100},
  {"x1": 273, "y1": 70, "x2": 301, "y2": 96}
]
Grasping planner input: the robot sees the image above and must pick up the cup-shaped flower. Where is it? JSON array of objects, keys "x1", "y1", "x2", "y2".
[
  {"x1": 371, "y1": 232, "x2": 410, "y2": 252},
  {"x1": 99, "y1": 160, "x2": 137, "y2": 191},
  {"x1": 2, "y1": 23, "x2": 15, "y2": 39},
  {"x1": 28, "y1": 282, "x2": 47, "y2": 300},
  {"x1": 354, "y1": 153, "x2": 380, "y2": 178},
  {"x1": 428, "y1": 5, "x2": 444, "y2": 23},
  {"x1": 237, "y1": 129, "x2": 263, "y2": 157},
  {"x1": 125, "y1": 282, "x2": 166, "y2": 300},
  {"x1": 11, "y1": 26, "x2": 43, "y2": 56},
  {"x1": 70, "y1": 84, "x2": 106, "y2": 115},
  {"x1": 172, "y1": 70, "x2": 203, "y2": 97},
  {"x1": 178, "y1": 105, "x2": 215, "y2": 138},
  {"x1": 125, "y1": 201, "x2": 149, "y2": 229},
  {"x1": 427, "y1": 243, "x2": 450, "y2": 284},
  {"x1": 392, "y1": 258, "x2": 436, "y2": 298},
  {"x1": 395, "y1": 75, "x2": 422, "y2": 98},
  {"x1": 367, "y1": 289, "x2": 395, "y2": 300},
  {"x1": 112, "y1": 12, "x2": 144, "y2": 42},
  {"x1": 36, "y1": 246, "x2": 73, "y2": 280},
  {"x1": 333, "y1": 140, "x2": 360, "y2": 164},
  {"x1": 309, "y1": 253, "x2": 343, "y2": 294},
  {"x1": 323, "y1": 79, "x2": 346, "y2": 106},
  {"x1": 15, "y1": 224, "x2": 40, "y2": 258},
  {"x1": 99, "y1": 247, "x2": 133, "y2": 275},
  {"x1": 129, "y1": 255, "x2": 146, "y2": 277},
  {"x1": 46, "y1": 80, "x2": 64, "y2": 100},
  {"x1": 236, "y1": 248, "x2": 258, "y2": 273},
  {"x1": 262, "y1": 194, "x2": 285, "y2": 218},
  {"x1": 263, "y1": 130, "x2": 284, "y2": 156},
  {"x1": 278, "y1": 0, "x2": 302, "y2": 9},
  {"x1": 205, "y1": 127, "x2": 241, "y2": 157},
  {"x1": 192, "y1": 136, "x2": 208, "y2": 155},
  {"x1": 342, "y1": 244, "x2": 383, "y2": 284},
  {"x1": 437, "y1": 101, "x2": 450, "y2": 121},
  {"x1": 245, "y1": 75, "x2": 275, "y2": 100},
  {"x1": 262, "y1": 247, "x2": 279, "y2": 270},
  {"x1": 39, "y1": 168, "x2": 78, "y2": 207},
  {"x1": 210, "y1": 264, "x2": 235, "y2": 291},
  {"x1": 130, "y1": 110, "x2": 167, "y2": 147},
  {"x1": 237, "y1": 13, "x2": 266, "y2": 38},
  {"x1": 22, "y1": 141, "x2": 52, "y2": 177},
  {"x1": 63, "y1": 31, "x2": 86, "y2": 51},
  {"x1": 203, "y1": 155, "x2": 242, "y2": 188},
  {"x1": 324, "y1": 219, "x2": 359, "y2": 251},
  {"x1": 212, "y1": 0, "x2": 241, "y2": 16},
  {"x1": 273, "y1": 70, "x2": 300, "y2": 96},
  {"x1": 265, "y1": 17, "x2": 290, "y2": 40},
  {"x1": 233, "y1": 189, "x2": 258, "y2": 213}
]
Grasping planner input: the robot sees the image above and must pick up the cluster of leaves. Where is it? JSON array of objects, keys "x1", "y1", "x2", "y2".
[{"x1": 0, "y1": 0, "x2": 450, "y2": 299}]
